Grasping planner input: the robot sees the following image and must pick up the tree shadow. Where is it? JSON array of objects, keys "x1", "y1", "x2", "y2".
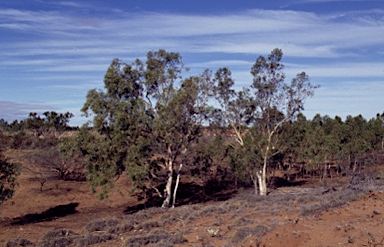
[
  {"x1": 124, "y1": 180, "x2": 237, "y2": 214},
  {"x1": 10, "y1": 203, "x2": 79, "y2": 225},
  {"x1": 123, "y1": 197, "x2": 164, "y2": 214},
  {"x1": 268, "y1": 176, "x2": 307, "y2": 189},
  {"x1": 178, "y1": 180, "x2": 237, "y2": 204}
]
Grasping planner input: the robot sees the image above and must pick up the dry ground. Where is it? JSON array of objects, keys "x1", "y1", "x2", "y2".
[{"x1": 1, "y1": 150, "x2": 383, "y2": 247}]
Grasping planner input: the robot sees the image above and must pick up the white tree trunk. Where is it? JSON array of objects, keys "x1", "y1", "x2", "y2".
[
  {"x1": 162, "y1": 160, "x2": 173, "y2": 208},
  {"x1": 256, "y1": 170, "x2": 267, "y2": 196},
  {"x1": 172, "y1": 164, "x2": 183, "y2": 208},
  {"x1": 258, "y1": 144, "x2": 269, "y2": 196}
]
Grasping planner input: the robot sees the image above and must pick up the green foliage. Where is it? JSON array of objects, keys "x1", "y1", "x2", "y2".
[
  {"x1": 78, "y1": 50, "x2": 209, "y2": 205},
  {"x1": 213, "y1": 48, "x2": 318, "y2": 195},
  {"x1": 65, "y1": 47, "x2": 384, "y2": 202},
  {"x1": 24, "y1": 111, "x2": 73, "y2": 135},
  {"x1": 0, "y1": 153, "x2": 19, "y2": 203}
]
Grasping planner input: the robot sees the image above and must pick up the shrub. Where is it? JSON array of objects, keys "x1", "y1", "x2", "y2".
[
  {"x1": 233, "y1": 217, "x2": 254, "y2": 226},
  {"x1": 0, "y1": 153, "x2": 19, "y2": 203},
  {"x1": 38, "y1": 229, "x2": 78, "y2": 247},
  {"x1": 196, "y1": 205, "x2": 228, "y2": 217},
  {"x1": 5, "y1": 237, "x2": 35, "y2": 247},
  {"x1": 107, "y1": 221, "x2": 134, "y2": 234},
  {"x1": 123, "y1": 232, "x2": 185, "y2": 247},
  {"x1": 136, "y1": 220, "x2": 163, "y2": 231},
  {"x1": 84, "y1": 218, "x2": 119, "y2": 233},
  {"x1": 231, "y1": 225, "x2": 269, "y2": 244},
  {"x1": 24, "y1": 147, "x2": 80, "y2": 182},
  {"x1": 348, "y1": 173, "x2": 379, "y2": 192},
  {"x1": 74, "y1": 233, "x2": 114, "y2": 246},
  {"x1": 39, "y1": 237, "x2": 73, "y2": 247},
  {"x1": 128, "y1": 207, "x2": 165, "y2": 223}
]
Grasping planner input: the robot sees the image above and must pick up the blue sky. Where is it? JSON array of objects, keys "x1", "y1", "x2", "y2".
[{"x1": 1, "y1": 0, "x2": 384, "y2": 126}]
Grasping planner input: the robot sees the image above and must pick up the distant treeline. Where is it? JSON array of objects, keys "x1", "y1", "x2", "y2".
[{"x1": 0, "y1": 111, "x2": 77, "y2": 133}]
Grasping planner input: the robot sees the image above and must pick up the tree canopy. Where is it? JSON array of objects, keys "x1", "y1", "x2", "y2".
[
  {"x1": 80, "y1": 50, "x2": 211, "y2": 206},
  {"x1": 57, "y1": 48, "x2": 384, "y2": 207}
]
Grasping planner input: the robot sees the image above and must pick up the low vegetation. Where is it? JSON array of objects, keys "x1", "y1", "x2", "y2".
[{"x1": 4, "y1": 173, "x2": 382, "y2": 246}]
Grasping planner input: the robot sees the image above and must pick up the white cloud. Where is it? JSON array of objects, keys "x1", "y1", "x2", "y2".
[
  {"x1": 1, "y1": 5, "x2": 384, "y2": 124},
  {"x1": 0, "y1": 101, "x2": 56, "y2": 122},
  {"x1": 59, "y1": 1, "x2": 85, "y2": 8},
  {"x1": 287, "y1": 62, "x2": 384, "y2": 78},
  {"x1": 2, "y1": 7, "x2": 383, "y2": 58}
]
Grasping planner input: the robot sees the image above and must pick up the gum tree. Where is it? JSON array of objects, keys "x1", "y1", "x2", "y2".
[
  {"x1": 248, "y1": 48, "x2": 318, "y2": 195},
  {"x1": 80, "y1": 50, "x2": 209, "y2": 207},
  {"x1": 213, "y1": 48, "x2": 318, "y2": 195}
]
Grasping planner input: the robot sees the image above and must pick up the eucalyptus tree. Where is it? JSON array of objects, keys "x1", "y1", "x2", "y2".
[
  {"x1": 212, "y1": 68, "x2": 251, "y2": 146},
  {"x1": 231, "y1": 48, "x2": 316, "y2": 195},
  {"x1": 80, "y1": 50, "x2": 209, "y2": 207},
  {"x1": 212, "y1": 48, "x2": 317, "y2": 195}
]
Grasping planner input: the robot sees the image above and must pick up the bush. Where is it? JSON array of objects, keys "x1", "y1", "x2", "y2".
[
  {"x1": 38, "y1": 229, "x2": 78, "y2": 247},
  {"x1": 74, "y1": 233, "x2": 114, "y2": 246},
  {"x1": 5, "y1": 237, "x2": 35, "y2": 247},
  {"x1": 84, "y1": 218, "x2": 119, "y2": 233},
  {"x1": 231, "y1": 225, "x2": 269, "y2": 244},
  {"x1": 39, "y1": 237, "x2": 73, "y2": 247},
  {"x1": 107, "y1": 221, "x2": 134, "y2": 234},
  {"x1": 0, "y1": 153, "x2": 19, "y2": 203},
  {"x1": 23, "y1": 146, "x2": 85, "y2": 183},
  {"x1": 136, "y1": 220, "x2": 163, "y2": 231},
  {"x1": 233, "y1": 217, "x2": 254, "y2": 226},
  {"x1": 348, "y1": 173, "x2": 378, "y2": 191},
  {"x1": 123, "y1": 232, "x2": 185, "y2": 247},
  {"x1": 196, "y1": 205, "x2": 228, "y2": 217}
]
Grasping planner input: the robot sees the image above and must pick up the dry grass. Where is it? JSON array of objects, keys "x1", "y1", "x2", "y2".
[
  {"x1": 84, "y1": 218, "x2": 119, "y2": 233},
  {"x1": 231, "y1": 225, "x2": 269, "y2": 244},
  {"x1": 5, "y1": 238, "x2": 35, "y2": 247},
  {"x1": 122, "y1": 232, "x2": 185, "y2": 247},
  {"x1": 4, "y1": 169, "x2": 384, "y2": 246}
]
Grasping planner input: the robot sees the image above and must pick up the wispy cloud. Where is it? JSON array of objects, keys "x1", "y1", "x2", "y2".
[
  {"x1": 0, "y1": 101, "x2": 55, "y2": 122},
  {"x1": 1, "y1": 3, "x2": 383, "y2": 124},
  {"x1": 59, "y1": 1, "x2": 86, "y2": 8},
  {"x1": 1, "y1": 7, "x2": 383, "y2": 59},
  {"x1": 286, "y1": 62, "x2": 384, "y2": 78}
]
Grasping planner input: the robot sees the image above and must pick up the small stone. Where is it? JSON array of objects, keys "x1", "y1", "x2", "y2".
[{"x1": 373, "y1": 210, "x2": 381, "y2": 215}]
